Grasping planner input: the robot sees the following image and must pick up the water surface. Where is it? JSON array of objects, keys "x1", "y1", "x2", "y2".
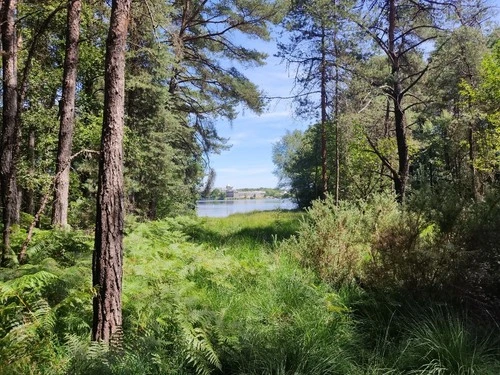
[{"x1": 196, "y1": 199, "x2": 297, "y2": 217}]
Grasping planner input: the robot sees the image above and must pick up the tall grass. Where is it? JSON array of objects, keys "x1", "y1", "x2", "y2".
[{"x1": 1, "y1": 207, "x2": 500, "y2": 374}]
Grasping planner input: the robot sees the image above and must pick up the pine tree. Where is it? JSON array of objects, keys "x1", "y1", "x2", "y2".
[
  {"x1": 1, "y1": 0, "x2": 20, "y2": 266},
  {"x1": 92, "y1": 0, "x2": 131, "y2": 344},
  {"x1": 52, "y1": 0, "x2": 82, "y2": 228}
]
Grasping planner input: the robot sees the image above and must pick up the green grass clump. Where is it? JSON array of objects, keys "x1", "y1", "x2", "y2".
[{"x1": 189, "y1": 210, "x2": 302, "y2": 252}]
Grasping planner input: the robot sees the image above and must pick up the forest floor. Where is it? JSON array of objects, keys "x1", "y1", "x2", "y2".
[{"x1": 1, "y1": 209, "x2": 500, "y2": 374}]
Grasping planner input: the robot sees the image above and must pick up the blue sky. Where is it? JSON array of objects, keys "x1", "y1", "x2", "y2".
[{"x1": 209, "y1": 37, "x2": 306, "y2": 189}]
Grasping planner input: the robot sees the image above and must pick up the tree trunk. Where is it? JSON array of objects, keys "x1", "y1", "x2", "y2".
[
  {"x1": 1, "y1": 0, "x2": 19, "y2": 266},
  {"x1": 52, "y1": 0, "x2": 81, "y2": 228},
  {"x1": 320, "y1": 25, "x2": 328, "y2": 200},
  {"x1": 388, "y1": 0, "x2": 409, "y2": 203},
  {"x1": 92, "y1": 0, "x2": 131, "y2": 344},
  {"x1": 468, "y1": 126, "x2": 479, "y2": 200},
  {"x1": 332, "y1": 3, "x2": 340, "y2": 205},
  {"x1": 26, "y1": 128, "x2": 35, "y2": 215},
  {"x1": 393, "y1": 91, "x2": 409, "y2": 202}
]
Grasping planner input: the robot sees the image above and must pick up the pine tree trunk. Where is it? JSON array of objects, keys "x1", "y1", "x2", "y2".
[
  {"x1": 26, "y1": 128, "x2": 35, "y2": 215},
  {"x1": 320, "y1": 25, "x2": 328, "y2": 200},
  {"x1": 92, "y1": 0, "x2": 131, "y2": 344},
  {"x1": 332, "y1": 4, "x2": 340, "y2": 205},
  {"x1": 388, "y1": 0, "x2": 409, "y2": 203},
  {"x1": 1, "y1": 0, "x2": 19, "y2": 266},
  {"x1": 52, "y1": 0, "x2": 81, "y2": 228}
]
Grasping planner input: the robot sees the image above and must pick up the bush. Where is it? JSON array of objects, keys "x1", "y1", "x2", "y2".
[
  {"x1": 280, "y1": 193, "x2": 467, "y2": 297},
  {"x1": 280, "y1": 193, "x2": 400, "y2": 286}
]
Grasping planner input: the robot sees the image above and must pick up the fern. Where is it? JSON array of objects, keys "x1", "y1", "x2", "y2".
[
  {"x1": 0, "y1": 297, "x2": 57, "y2": 372},
  {"x1": 0, "y1": 257, "x2": 91, "y2": 374},
  {"x1": 1, "y1": 270, "x2": 59, "y2": 300},
  {"x1": 177, "y1": 310, "x2": 222, "y2": 375}
]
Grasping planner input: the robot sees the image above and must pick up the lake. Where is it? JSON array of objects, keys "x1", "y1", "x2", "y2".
[{"x1": 196, "y1": 199, "x2": 297, "y2": 217}]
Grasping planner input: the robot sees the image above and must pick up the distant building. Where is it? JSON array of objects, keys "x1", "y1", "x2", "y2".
[
  {"x1": 225, "y1": 185, "x2": 234, "y2": 199},
  {"x1": 224, "y1": 185, "x2": 267, "y2": 199},
  {"x1": 234, "y1": 190, "x2": 266, "y2": 199}
]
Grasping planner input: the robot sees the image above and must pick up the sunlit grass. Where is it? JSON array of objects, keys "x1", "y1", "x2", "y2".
[
  {"x1": 189, "y1": 210, "x2": 303, "y2": 254},
  {"x1": 2, "y1": 209, "x2": 500, "y2": 374}
]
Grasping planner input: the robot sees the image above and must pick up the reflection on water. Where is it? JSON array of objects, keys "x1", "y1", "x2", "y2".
[{"x1": 196, "y1": 199, "x2": 297, "y2": 217}]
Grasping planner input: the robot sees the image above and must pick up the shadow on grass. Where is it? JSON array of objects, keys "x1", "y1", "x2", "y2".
[{"x1": 188, "y1": 210, "x2": 303, "y2": 250}]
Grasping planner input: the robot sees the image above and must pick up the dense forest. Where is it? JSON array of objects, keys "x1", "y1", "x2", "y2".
[{"x1": 1, "y1": 0, "x2": 500, "y2": 374}]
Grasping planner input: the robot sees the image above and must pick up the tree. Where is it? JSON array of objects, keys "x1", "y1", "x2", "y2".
[
  {"x1": 277, "y1": 0, "x2": 360, "y2": 201},
  {"x1": 412, "y1": 26, "x2": 488, "y2": 197},
  {"x1": 122, "y1": 0, "x2": 285, "y2": 218},
  {"x1": 123, "y1": 1, "x2": 202, "y2": 219},
  {"x1": 200, "y1": 168, "x2": 216, "y2": 199},
  {"x1": 273, "y1": 128, "x2": 322, "y2": 208},
  {"x1": 92, "y1": 0, "x2": 131, "y2": 343},
  {"x1": 1, "y1": 0, "x2": 19, "y2": 266},
  {"x1": 461, "y1": 40, "x2": 500, "y2": 181},
  {"x1": 167, "y1": 0, "x2": 283, "y2": 152},
  {"x1": 52, "y1": 0, "x2": 82, "y2": 228},
  {"x1": 352, "y1": 0, "x2": 488, "y2": 202}
]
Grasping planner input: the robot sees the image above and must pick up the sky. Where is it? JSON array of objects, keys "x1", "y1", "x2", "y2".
[{"x1": 208, "y1": 36, "x2": 305, "y2": 189}]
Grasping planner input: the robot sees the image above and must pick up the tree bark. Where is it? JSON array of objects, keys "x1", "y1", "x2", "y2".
[
  {"x1": 52, "y1": 0, "x2": 81, "y2": 228},
  {"x1": 468, "y1": 126, "x2": 479, "y2": 200},
  {"x1": 332, "y1": 1, "x2": 340, "y2": 205},
  {"x1": 1, "y1": 0, "x2": 19, "y2": 266},
  {"x1": 320, "y1": 25, "x2": 328, "y2": 200},
  {"x1": 92, "y1": 0, "x2": 131, "y2": 344},
  {"x1": 388, "y1": 0, "x2": 409, "y2": 203},
  {"x1": 26, "y1": 127, "x2": 35, "y2": 215}
]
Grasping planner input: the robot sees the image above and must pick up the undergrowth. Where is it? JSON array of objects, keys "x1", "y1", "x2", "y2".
[{"x1": 1, "y1": 206, "x2": 499, "y2": 374}]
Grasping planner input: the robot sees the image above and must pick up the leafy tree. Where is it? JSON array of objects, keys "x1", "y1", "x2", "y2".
[
  {"x1": 124, "y1": 1, "x2": 202, "y2": 218},
  {"x1": 461, "y1": 40, "x2": 500, "y2": 181},
  {"x1": 351, "y1": 0, "x2": 489, "y2": 202},
  {"x1": 413, "y1": 26, "x2": 489, "y2": 197},
  {"x1": 273, "y1": 127, "x2": 322, "y2": 208},
  {"x1": 108, "y1": 0, "x2": 286, "y2": 219}
]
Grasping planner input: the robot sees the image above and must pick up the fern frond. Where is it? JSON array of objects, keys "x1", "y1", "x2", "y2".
[
  {"x1": 177, "y1": 309, "x2": 222, "y2": 375},
  {"x1": 0, "y1": 270, "x2": 58, "y2": 302}
]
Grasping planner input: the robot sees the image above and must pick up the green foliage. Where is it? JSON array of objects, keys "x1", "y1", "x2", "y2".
[
  {"x1": 280, "y1": 189, "x2": 500, "y2": 306},
  {"x1": 399, "y1": 308, "x2": 500, "y2": 374},
  {"x1": 2, "y1": 210, "x2": 500, "y2": 374},
  {"x1": 118, "y1": 212, "x2": 355, "y2": 375},
  {"x1": 351, "y1": 300, "x2": 500, "y2": 375},
  {"x1": 272, "y1": 128, "x2": 322, "y2": 208},
  {"x1": 460, "y1": 40, "x2": 500, "y2": 174},
  {"x1": 207, "y1": 188, "x2": 226, "y2": 200},
  {"x1": 280, "y1": 193, "x2": 399, "y2": 286},
  {"x1": 0, "y1": 228, "x2": 94, "y2": 374},
  {"x1": 26, "y1": 230, "x2": 93, "y2": 266}
]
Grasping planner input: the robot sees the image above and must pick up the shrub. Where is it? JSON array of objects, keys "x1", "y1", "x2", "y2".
[
  {"x1": 280, "y1": 193, "x2": 400, "y2": 286},
  {"x1": 280, "y1": 193, "x2": 471, "y2": 298},
  {"x1": 365, "y1": 212, "x2": 460, "y2": 294}
]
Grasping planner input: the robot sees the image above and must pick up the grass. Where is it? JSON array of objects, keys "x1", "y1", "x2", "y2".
[
  {"x1": 1, "y1": 209, "x2": 500, "y2": 374},
  {"x1": 189, "y1": 210, "x2": 303, "y2": 251}
]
